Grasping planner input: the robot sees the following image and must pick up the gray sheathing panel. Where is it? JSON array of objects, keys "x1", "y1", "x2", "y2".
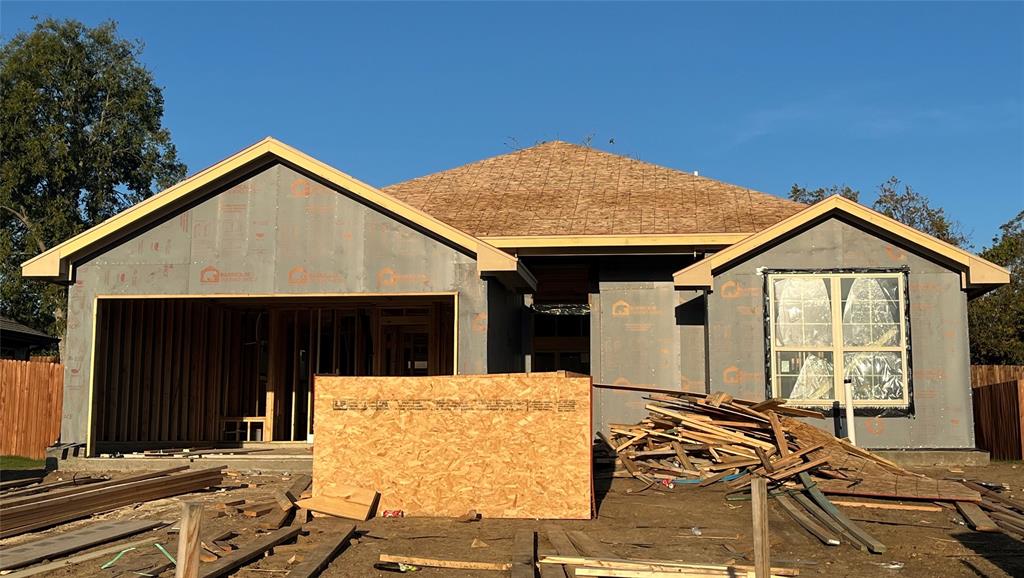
[
  {"x1": 60, "y1": 163, "x2": 490, "y2": 443},
  {"x1": 485, "y1": 280, "x2": 525, "y2": 373},
  {"x1": 707, "y1": 217, "x2": 973, "y2": 449},
  {"x1": 589, "y1": 256, "x2": 705, "y2": 434}
]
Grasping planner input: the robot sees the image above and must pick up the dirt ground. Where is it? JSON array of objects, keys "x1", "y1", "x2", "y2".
[{"x1": 4, "y1": 462, "x2": 1024, "y2": 578}]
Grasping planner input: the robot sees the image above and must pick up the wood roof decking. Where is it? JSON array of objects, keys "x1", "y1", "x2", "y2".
[{"x1": 382, "y1": 141, "x2": 808, "y2": 239}]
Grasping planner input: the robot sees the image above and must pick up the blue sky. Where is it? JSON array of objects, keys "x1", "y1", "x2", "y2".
[{"x1": 2, "y1": 1, "x2": 1022, "y2": 247}]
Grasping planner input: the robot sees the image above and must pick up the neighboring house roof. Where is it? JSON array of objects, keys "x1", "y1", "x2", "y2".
[
  {"x1": 20, "y1": 138, "x2": 533, "y2": 289},
  {"x1": 382, "y1": 141, "x2": 808, "y2": 244},
  {"x1": 0, "y1": 316, "x2": 57, "y2": 343},
  {"x1": 673, "y1": 195, "x2": 1010, "y2": 294}
]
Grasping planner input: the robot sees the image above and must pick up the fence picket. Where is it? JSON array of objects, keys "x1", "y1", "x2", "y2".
[{"x1": 0, "y1": 359, "x2": 64, "y2": 459}]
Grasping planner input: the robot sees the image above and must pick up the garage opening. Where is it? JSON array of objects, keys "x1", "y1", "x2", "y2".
[{"x1": 90, "y1": 295, "x2": 455, "y2": 451}]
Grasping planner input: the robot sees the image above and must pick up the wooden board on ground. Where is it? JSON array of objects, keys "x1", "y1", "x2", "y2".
[
  {"x1": 288, "y1": 522, "x2": 356, "y2": 578},
  {"x1": 956, "y1": 501, "x2": 1000, "y2": 532},
  {"x1": 297, "y1": 487, "x2": 379, "y2": 521},
  {"x1": 0, "y1": 519, "x2": 164, "y2": 571},
  {"x1": 379, "y1": 555, "x2": 511, "y2": 571},
  {"x1": 512, "y1": 530, "x2": 536, "y2": 578},
  {"x1": 313, "y1": 372, "x2": 592, "y2": 518},
  {"x1": 199, "y1": 525, "x2": 302, "y2": 578}
]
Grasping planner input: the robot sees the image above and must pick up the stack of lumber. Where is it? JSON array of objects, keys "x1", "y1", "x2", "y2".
[
  {"x1": 957, "y1": 478, "x2": 1024, "y2": 535},
  {"x1": 0, "y1": 465, "x2": 224, "y2": 538}
]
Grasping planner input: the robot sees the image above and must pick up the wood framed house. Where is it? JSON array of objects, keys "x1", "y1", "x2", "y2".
[{"x1": 22, "y1": 138, "x2": 1008, "y2": 455}]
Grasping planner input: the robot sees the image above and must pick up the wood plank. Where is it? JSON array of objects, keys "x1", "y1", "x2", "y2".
[
  {"x1": 766, "y1": 411, "x2": 788, "y2": 456},
  {"x1": 0, "y1": 519, "x2": 164, "y2": 571},
  {"x1": 774, "y1": 494, "x2": 839, "y2": 546},
  {"x1": 0, "y1": 536, "x2": 160, "y2": 578},
  {"x1": 259, "y1": 505, "x2": 294, "y2": 530},
  {"x1": 831, "y1": 500, "x2": 943, "y2": 513},
  {"x1": 566, "y1": 530, "x2": 613, "y2": 558},
  {"x1": 285, "y1": 474, "x2": 312, "y2": 501},
  {"x1": 956, "y1": 501, "x2": 1000, "y2": 532},
  {"x1": 287, "y1": 522, "x2": 356, "y2": 578},
  {"x1": 297, "y1": 491, "x2": 379, "y2": 521},
  {"x1": 751, "y1": 478, "x2": 770, "y2": 578},
  {"x1": 545, "y1": 525, "x2": 583, "y2": 578},
  {"x1": 378, "y1": 555, "x2": 511, "y2": 571},
  {"x1": 512, "y1": 530, "x2": 536, "y2": 578},
  {"x1": 539, "y1": 556, "x2": 799, "y2": 576},
  {"x1": 175, "y1": 501, "x2": 203, "y2": 578},
  {"x1": 199, "y1": 525, "x2": 302, "y2": 578},
  {"x1": 766, "y1": 456, "x2": 829, "y2": 482},
  {"x1": 799, "y1": 473, "x2": 885, "y2": 554}
]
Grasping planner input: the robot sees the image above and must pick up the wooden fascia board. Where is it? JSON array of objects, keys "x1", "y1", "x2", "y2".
[
  {"x1": 480, "y1": 233, "x2": 750, "y2": 250},
  {"x1": 672, "y1": 195, "x2": 1010, "y2": 291},
  {"x1": 21, "y1": 137, "x2": 522, "y2": 281}
]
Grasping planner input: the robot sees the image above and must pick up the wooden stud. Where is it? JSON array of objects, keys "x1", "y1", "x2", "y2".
[
  {"x1": 751, "y1": 477, "x2": 770, "y2": 578},
  {"x1": 175, "y1": 501, "x2": 203, "y2": 578}
]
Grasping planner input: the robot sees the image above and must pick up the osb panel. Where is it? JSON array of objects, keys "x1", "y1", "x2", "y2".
[{"x1": 313, "y1": 372, "x2": 592, "y2": 519}]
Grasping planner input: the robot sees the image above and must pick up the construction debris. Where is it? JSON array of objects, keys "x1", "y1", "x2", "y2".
[
  {"x1": 0, "y1": 466, "x2": 225, "y2": 538},
  {"x1": 603, "y1": 390, "x2": 994, "y2": 553}
]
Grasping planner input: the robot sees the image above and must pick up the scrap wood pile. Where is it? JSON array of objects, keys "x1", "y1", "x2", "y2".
[
  {"x1": 0, "y1": 469, "x2": 366, "y2": 577},
  {"x1": 603, "y1": 390, "x2": 993, "y2": 554},
  {"x1": 0, "y1": 465, "x2": 225, "y2": 539}
]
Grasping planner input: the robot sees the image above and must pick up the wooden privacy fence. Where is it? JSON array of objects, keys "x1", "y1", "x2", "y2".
[
  {"x1": 972, "y1": 379, "x2": 1024, "y2": 460},
  {"x1": 971, "y1": 365, "x2": 1024, "y2": 388},
  {"x1": 0, "y1": 360, "x2": 64, "y2": 459}
]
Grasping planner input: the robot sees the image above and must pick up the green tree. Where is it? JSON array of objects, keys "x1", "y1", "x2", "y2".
[
  {"x1": 872, "y1": 177, "x2": 968, "y2": 247},
  {"x1": 969, "y1": 211, "x2": 1024, "y2": 365},
  {"x1": 1, "y1": 18, "x2": 186, "y2": 341},
  {"x1": 788, "y1": 184, "x2": 860, "y2": 204}
]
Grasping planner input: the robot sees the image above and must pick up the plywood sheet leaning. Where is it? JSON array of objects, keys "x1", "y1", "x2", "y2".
[{"x1": 313, "y1": 371, "x2": 592, "y2": 519}]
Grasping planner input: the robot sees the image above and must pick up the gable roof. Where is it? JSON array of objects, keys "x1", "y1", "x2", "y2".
[
  {"x1": 21, "y1": 138, "x2": 532, "y2": 288},
  {"x1": 673, "y1": 195, "x2": 1010, "y2": 294},
  {"x1": 382, "y1": 141, "x2": 807, "y2": 244}
]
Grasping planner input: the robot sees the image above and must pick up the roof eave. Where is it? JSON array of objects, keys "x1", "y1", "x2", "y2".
[
  {"x1": 21, "y1": 137, "x2": 525, "y2": 284},
  {"x1": 672, "y1": 195, "x2": 1010, "y2": 293}
]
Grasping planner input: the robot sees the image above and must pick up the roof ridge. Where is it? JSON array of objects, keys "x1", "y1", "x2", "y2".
[{"x1": 383, "y1": 141, "x2": 805, "y2": 212}]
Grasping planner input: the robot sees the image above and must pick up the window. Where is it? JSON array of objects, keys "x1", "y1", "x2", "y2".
[{"x1": 767, "y1": 272, "x2": 910, "y2": 407}]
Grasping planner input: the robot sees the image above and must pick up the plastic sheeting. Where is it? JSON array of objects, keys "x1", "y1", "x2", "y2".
[
  {"x1": 773, "y1": 275, "x2": 905, "y2": 403},
  {"x1": 842, "y1": 277, "x2": 904, "y2": 401},
  {"x1": 773, "y1": 277, "x2": 832, "y2": 347}
]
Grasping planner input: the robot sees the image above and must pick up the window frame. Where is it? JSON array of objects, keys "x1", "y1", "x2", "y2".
[{"x1": 763, "y1": 268, "x2": 913, "y2": 412}]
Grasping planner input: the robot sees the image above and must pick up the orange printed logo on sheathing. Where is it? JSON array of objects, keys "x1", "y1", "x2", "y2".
[
  {"x1": 200, "y1": 265, "x2": 221, "y2": 284},
  {"x1": 864, "y1": 416, "x2": 885, "y2": 435},
  {"x1": 199, "y1": 265, "x2": 252, "y2": 284},
  {"x1": 288, "y1": 266, "x2": 309, "y2": 285},
  {"x1": 719, "y1": 280, "x2": 759, "y2": 300},
  {"x1": 723, "y1": 366, "x2": 759, "y2": 385},
  {"x1": 884, "y1": 245, "x2": 906, "y2": 261},
  {"x1": 291, "y1": 178, "x2": 312, "y2": 198},
  {"x1": 288, "y1": 266, "x2": 343, "y2": 286},
  {"x1": 471, "y1": 313, "x2": 487, "y2": 333},
  {"x1": 611, "y1": 300, "x2": 657, "y2": 318},
  {"x1": 376, "y1": 267, "x2": 429, "y2": 289}
]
